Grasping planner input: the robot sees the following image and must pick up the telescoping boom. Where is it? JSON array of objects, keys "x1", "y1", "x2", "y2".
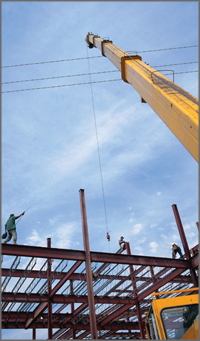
[{"x1": 85, "y1": 33, "x2": 199, "y2": 162}]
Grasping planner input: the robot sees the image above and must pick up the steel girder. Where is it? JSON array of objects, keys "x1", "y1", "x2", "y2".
[{"x1": 1, "y1": 201, "x2": 199, "y2": 340}]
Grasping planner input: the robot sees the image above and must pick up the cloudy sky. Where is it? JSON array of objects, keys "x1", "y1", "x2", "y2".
[{"x1": 1, "y1": 1, "x2": 198, "y2": 339}]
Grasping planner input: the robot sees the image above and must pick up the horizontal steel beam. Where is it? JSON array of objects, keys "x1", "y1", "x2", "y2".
[
  {"x1": 2, "y1": 243, "x2": 190, "y2": 268},
  {"x1": 100, "y1": 267, "x2": 185, "y2": 326},
  {"x1": 1, "y1": 269, "x2": 194, "y2": 283},
  {"x1": 2, "y1": 292, "x2": 138, "y2": 305},
  {"x1": 2, "y1": 320, "x2": 141, "y2": 330}
]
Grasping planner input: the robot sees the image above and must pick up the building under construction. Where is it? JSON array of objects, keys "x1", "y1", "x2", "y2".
[{"x1": 1, "y1": 189, "x2": 199, "y2": 339}]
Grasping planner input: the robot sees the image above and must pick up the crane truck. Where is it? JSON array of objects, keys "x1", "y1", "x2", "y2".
[
  {"x1": 85, "y1": 33, "x2": 199, "y2": 340},
  {"x1": 85, "y1": 33, "x2": 199, "y2": 162}
]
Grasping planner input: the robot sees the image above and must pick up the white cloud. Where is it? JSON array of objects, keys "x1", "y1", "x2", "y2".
[
  {"x1": 129, "y1": 218, "x2": 133, "y2": 223},
  {"x1": 149, "y1": 241, "x2": 158, "y2": 254},
  {"x1": 52, "y1": 223, "x2": 77, "y2": 249},
  {"x1": 134, "y1": 245, "x2": 143, "y2": 255},
  {"x1": 156, "y1": 192, "x2": 162, "y2": 196},
  {"x1": 184, "y1": 223, "x2": 191, "y2": 230},
  {"x1": 161, "y1": 234, "x2": 167, "y2": 240},
  {"x1": 187, "y1": 232, "x2": 195, "y2": 238},
  {"x1": 26, "y1": 229, "x2": 44, "y2": 246},
  {"x1": 172, "y1": 234, "x2": 179, "y2": 241},
  {"x1": 131, "y1": 223, "x2": 143, "y2": 236},
  {"x1": 150, "y1": 224, "x2": 158, "y2": 228},
  {"x1": 138, "y1": 237, "x2": 147, "y2": 244}
]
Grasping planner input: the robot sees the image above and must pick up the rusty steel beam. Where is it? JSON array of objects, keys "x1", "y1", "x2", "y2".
[
  {"x1": 172, "y1": 204, "x2": 191, "y2": 259},
  {"x1": 172, "y1": 204, "x2": 198, "y2": 287},
  {"x1": 1, "y1": 269, "x2": 195, "y2": 283},
  {"x1": 25, "y1": 260, "x2": 82, "y2": 329},
  {"x1": 2, "y1": 244, "x2": 190, "y2": 268},
  {"x1": 2, "y1": 243, "x2": 85, "y2": 261},
  {"x1": 32, "y1": 325, "x2": 36, "y2": 340},
  {"x1": 1, "y1": 292, "x2": 139, "y2": 305},
  {"x1": 100, "y1": 267, "x2": 185, "y2": 327},
  {"x1": 50, "y1": 260, "x2": 82, "y2": 297},
  {"x1": 126, "y1": 242, "x2": 145, "y2": 339},
  {"x1": 47, "y1": 238, "x2": 52, "y2": 340},
  {"x1": 2, "y1": 320, "x2": 141, "y2": 330},
  {"x1": 79, "y1": 189, "x2": 98, "y2": 339},
  {"x1": 2, "y1": 312, "x2": 70, "y2": 320}
]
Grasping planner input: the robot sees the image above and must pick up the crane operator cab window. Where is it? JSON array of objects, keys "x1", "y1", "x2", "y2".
[
  {"x1": 161, "y1": 304, "x2": 198, "y2": 339},
  {"x1": 146, "y1": 306, "x2": 160, "y2": 339}
]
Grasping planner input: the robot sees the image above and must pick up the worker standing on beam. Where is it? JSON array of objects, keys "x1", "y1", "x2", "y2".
[{"x1": 2, "y1": 212, "x2": 25, "y2": 245}]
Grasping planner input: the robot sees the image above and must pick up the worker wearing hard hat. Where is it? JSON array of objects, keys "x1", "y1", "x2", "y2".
[
  {"x1": 119, "y1": 236, "x2": 126, "y2": 250},
  {"x1": 171, "y1": 243, "x2": 184, "y2": 259},
  {"x1": 2, "y1": 212, "x2": 25, "y2": 245}
]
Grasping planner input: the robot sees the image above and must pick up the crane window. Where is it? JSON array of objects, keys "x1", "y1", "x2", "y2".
[
  {"x1": 161, "y1": 304, "x2": 198, "y2": 339},
  {"x1": 148, "y1": 308, "x2": 160, "y2": 339}
]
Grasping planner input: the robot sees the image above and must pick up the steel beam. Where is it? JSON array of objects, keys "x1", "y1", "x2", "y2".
[
  {"x1": 47, "y1": 238, "x2": 52, "y2": 339},
  {"x1": 79, "y1": 189, "x2": 98, "y2": 339},
  {"x1": 100, "y1": 267, "x2": 184, "y2": 327},
  {"x1": 172, "y1": 204, "x2": 198, "y2": 286},
  {"x1": 24, "y1": 260, "x2": 82, "y2": 329},
  {"x1": 2, "y1": 244, "x2": 190, "y2": 268},
  {"x1": 126, "y1": 242, "x2": 145, "y2": 339},
  {"x1": 2, "y1": 243, "x2": 85, "y2": 261},
  {"x1": 2, "y1": 320, "x2": 141, "y2": 330},
  {"x1": 32, "y1": 325, "x2": 36, "y2": 339}
]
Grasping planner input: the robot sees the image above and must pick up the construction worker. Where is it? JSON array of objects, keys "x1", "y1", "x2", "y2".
[
  {"x1": 119, "y1": 236, "x2": 126, "y2": 250},
  {"x1": 106, "y1": 232, "x2": 110, "y2": 241},
  {"x1": 92, "y1": 271, "x2": 98, "y2": 281},
  {"x1": 171, "y1": 243, "x2": 184, "y2": 259},
  {"x1": 3, "y1": 212, "x2": 25, "y2": 245}
]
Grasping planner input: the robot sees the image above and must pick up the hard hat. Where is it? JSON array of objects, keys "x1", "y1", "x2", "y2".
[{"x1": 2, "y1": 232, "x2": 7, "y2": 239}]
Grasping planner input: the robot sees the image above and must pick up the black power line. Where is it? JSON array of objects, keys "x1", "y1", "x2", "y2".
[
  {"x1": 2, "y1": 63, "x2": 198, "y2": 85},
  {"x1": 1, "y1": 70, "x2": 198, "y2": 94},
  {"x1": 2, "y1": 45, "x2": 198, "y2": 68}
]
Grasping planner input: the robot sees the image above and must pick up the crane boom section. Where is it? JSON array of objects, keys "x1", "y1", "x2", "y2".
[{"x1": 85, "y1": 33, "x2": 199, "y2": 162}]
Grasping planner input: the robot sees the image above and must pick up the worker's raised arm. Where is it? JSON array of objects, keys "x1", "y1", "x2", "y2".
[{"x1": 15, "y1": 212, "x2": 25, "y2": 220}]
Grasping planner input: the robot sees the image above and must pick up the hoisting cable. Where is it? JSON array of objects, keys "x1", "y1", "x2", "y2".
[
  {"x1": 15, "y1": 207, "x2": 31, "y2": 225},
  {"x1": 86, "y1": 46, "x2": 110, "y2": 252}
]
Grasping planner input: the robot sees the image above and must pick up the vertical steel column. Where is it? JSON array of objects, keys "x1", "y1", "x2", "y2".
[
  {"x1": 150, "y1": 266, "x2": 159, "y2": 295},
  {"x1": 126, "y1": 242, "x2": 145, "y2": 339},
  {"x1": 196, "y1": 222, "x2": 199, "y2": 230},
  {"x1": 70, "y1": 280, "x2": 76, "y2": 339},
  {"x1": 47, "y1": 238, "x2": 52, "y2": 339},
  {"x1": 172, "y1": 204, "x2": 198, "y2": 287},
  {"x1": 32, "y1": 325, "x2": 36, "y2": 339},
  {"x1": 79, "y1": 189, "x2": 98, "y2": 339}
]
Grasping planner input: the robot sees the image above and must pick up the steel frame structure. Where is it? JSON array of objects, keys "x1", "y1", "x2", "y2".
[{"x1": 1, "y1": 189, "x2": 199, "y2": 339}]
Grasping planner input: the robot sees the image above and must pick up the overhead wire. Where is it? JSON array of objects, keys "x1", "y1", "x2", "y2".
[
  {"x1": 2, "y1": 62, "x2": 198, "y2": 85},
  {"x1": 1, "y1": 70, "x2": 198, "y2": 94},
  {"x1": 1, "y1": 44, "x2": 198, "y2": 68},
  {"x1": 1, "y1": 79, "x2": 122, "y2": 93}
]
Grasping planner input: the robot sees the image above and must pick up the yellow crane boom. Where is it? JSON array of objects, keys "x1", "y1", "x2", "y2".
[{"x1": 85, "y1": 33, "x2": 199, "y2": 162}]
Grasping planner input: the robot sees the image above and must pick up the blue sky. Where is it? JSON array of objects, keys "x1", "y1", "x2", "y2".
[{"x1": 1, "y1": 1, "x2": 199, "y2": 339}]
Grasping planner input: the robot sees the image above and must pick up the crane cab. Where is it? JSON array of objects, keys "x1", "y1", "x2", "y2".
[{"x1": 145, "y1": 288, "x2": 199, "y2": 339}]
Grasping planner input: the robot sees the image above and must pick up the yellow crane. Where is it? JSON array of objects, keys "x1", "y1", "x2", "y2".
[
  {"x1": 144, "y1": 287, "x2": 199, "y2": 340},
  {"x1": 85, "y1": 33, "x2": 199, "y2": 162}
]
